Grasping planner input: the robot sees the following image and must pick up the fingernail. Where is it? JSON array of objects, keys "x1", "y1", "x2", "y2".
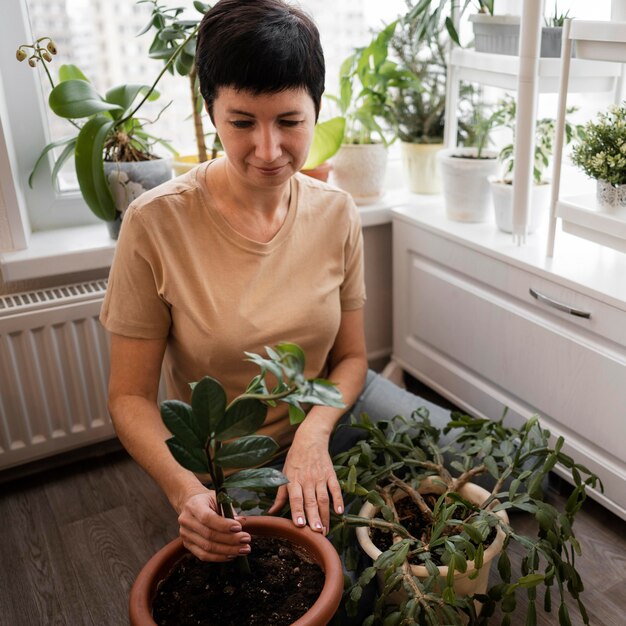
[
  {"x1": 227, "y1": 554, "x2": 237, "y2": 560},
  {"x1": 230, "y1": 525, "x2": 242, "y2": 533},
  {"x1": 315, "y1": 522, "x2": 322, "y2": 530},
  {"x1": 297, "y1": 517, "x2": 305, "y2": 526},
  {"x1": 240, "y1": 536, "x2": 251, "y2": 544},
  {"x1": 239, "y1": 545, "x2": 251, "y2": 554},
  {"x1": 337, "y1": 505, "x2": 344, "y2": 514}
]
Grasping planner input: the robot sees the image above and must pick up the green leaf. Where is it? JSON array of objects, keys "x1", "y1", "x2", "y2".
[
  {"x1": 518, "y1": 573, "x2": 545, "y2": 588},
  {"x1": 288, "y1": 403, "x2": 305, "y2": 425},
  {"x1": 223, "y1": 467, "x2": 288, "y2": 490},
  {"x1": 58, "y1": 64, "x2": 89, "y2": 82},
  {"x1": 215, "y1": 435, "x2": 278, "y2": 468},
  {"x1": 161, "y1": 400, "x2": 205, "y2": 450},
  {"x1": 558, "y1": 602, "x2": 572, "y2": 626},
  {"x1": 191, "y1": 376, "x2": 226, "y2": 438},
  {"x1": 28, "y1": 136, "x2": 76, "y2": 188},
  {"x1": 165, "y1": 437, "x2": 208, "y2": 473},
  {"x1": 74, "y1": 116, "x2": 117, "y2": 221},
  {"x1": 105, "y1": 84, "x2": 160, "y2": 114},
  {"x1": 302, "y1": 116, "x2": 345, "y2": 170},
  {"x1": 215, "y1": 398, "x2": 267, "y2": 441},
  {"x1": 498, "y1": 551, "x2": 512, "y2": 583},
  {"x1": 49, "y1": 80, "x2": 122, "y2": 119},
  {"x1": 50, "y1": 138, "x2": 78, "y2": 187}
]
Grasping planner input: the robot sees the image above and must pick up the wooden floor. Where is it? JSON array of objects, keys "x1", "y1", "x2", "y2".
[{"x1": 0, "y1": 445, "x2": 624, "y2": 626}]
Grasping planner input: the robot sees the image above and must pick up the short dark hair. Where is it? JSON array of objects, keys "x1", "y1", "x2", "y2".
[{"x1": 195, "y1": 0, "x2": 325, "y2": 120}]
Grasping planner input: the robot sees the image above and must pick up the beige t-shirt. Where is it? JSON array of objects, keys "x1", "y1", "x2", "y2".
[{"x1": 100, "y1": 163, "x2": 366, "y2": 453}]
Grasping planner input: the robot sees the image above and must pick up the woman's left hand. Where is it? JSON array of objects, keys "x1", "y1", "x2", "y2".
[{"x1": 267, "y1": 423, "x2": 343, "y2": 534}]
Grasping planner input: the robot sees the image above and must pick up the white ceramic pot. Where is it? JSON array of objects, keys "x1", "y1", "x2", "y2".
[
  {"x1": 490, "y1": 178, "x2": 552, "y2": 234},
  {"x1": 438, "y1": 148, "x2": 500, "y2": 222},
  {"x1": 331, "y1": 143, "x2": 388, "y2": 205},
  {"x1": 356, "y1": 477, "x2": 508, "y2": 611},
  {"x1": 400, "y1": 141, "x2": 443, "y2": 195},
  {"x1": 596, "y1": 179, "x2": 626, "y2": 209}
]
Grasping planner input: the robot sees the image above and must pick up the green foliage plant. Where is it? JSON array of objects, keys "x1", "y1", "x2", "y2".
[
  {"x1": 16, "y1": 30, "x2": 193, "y2": 222},
  {"x1": 138, "y1": 0, "x2": 224, "y2": 163},
  {"x1": 545, "y1": 2, "x2": 571, "y2": 28},
  {"x1": 494, "y1": 95, "x2": 584, "y2": 185},
  {"x1": 331, "y1": 410, "x2": 601, "y2": 626},
  {"x1": 571, "y1": 103, "x2": 626, "y2": 187},
  {"x1": 337, "y1": 20, "x2": 419, "y2": 146},
  {"x1": 160, "y1": 343, "x2": 344, "y2": 574}
]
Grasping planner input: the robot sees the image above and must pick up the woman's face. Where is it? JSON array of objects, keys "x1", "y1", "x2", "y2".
[{"x1": 211, "y1": 87, "x2": 316, "y2": 189}]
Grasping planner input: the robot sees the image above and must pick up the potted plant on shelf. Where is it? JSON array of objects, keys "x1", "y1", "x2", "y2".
[
  {"x1": 331, "y1": 410, "x2": 600, "y2": 626},
  {"x1": 470, "y1": 1, "x2": 572, "y2": 58},
  {"x1": 332, "y1": 20, "x2": 414, "y2": 204},
  {"x1": 130, "y1": 343, "x2": 345, "y2": 626},
  {"x1": 15, "y1": 34, "x2": 188, "y2": 239},
  {"x1": 489, "y1": 95, "x2": 584, "y2": 233},
  {"x1": 437, "y1": 97, "x2": 506, "y2": 222},
  {"x1": 571, "y1": 103, "x2": 626, "y2": 210},
  {"x1": 139, "y1": 0, "x2": 225, "y2": 176}
]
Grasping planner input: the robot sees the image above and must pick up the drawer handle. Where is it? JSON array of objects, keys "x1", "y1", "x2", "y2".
[{"x1": 529, "y1": 288, "x2": 591, "y2": 319}]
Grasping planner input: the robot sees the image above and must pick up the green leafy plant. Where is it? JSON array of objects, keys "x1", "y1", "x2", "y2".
[
  {"x1": 138, "y1": 0, "x2": 224, "y2": 163},
  {"x1": 302, "y1": 116, "x2": 346, "y2": 170},
  {"x1": 337, "y1": 20, "x2": 418, "y2": 146},
  {"x1": 571, "y1": 103, "x2": 626, "y2": 187},
  {"x1": 477, "y1": 0, "x2": 496, "y2": 16},
  {"x1": 160, "y1": 343, "x2": 344, "y2": 574},
  {"x1": 495, "y1": 95, "x2": 584, "y2": 184},
  {"x1": 331, "y1": 410, "x2": 601, "y2": 626},
  {"x1": 16, "y1": 31, "x2": 193, "y2": 222},
  {"x1": 544, "y1": 2, "x2": 571, "y2": 28}
]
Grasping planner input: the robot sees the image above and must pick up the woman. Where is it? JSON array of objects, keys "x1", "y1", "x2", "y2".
[{"x1": 101, "y1": 0, "x2": 450, "y2": 564}]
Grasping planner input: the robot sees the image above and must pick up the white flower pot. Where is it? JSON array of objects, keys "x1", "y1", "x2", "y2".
[
  {"x1": 356, "y1": 477, "x2": 508, "y2": 611},
  {"x1": 490, "y1": 178, "x2": 552, "y2": 234},
  {"x1": 331, "y1": 143, "x2": 388, "y2": 205},
  {"x1": 596, "y1": 179, "x2": 626, "y2": 209},
  {"x1": 400, "y1": 141, "x2": 443, "y2": 194},
  {"x1": 438, "y1": 148, "x2": 500, "y2": 222}
]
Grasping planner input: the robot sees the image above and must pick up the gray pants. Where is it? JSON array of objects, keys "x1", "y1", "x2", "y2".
[{"x1": 329, "y1": 369, "x2": 452, "y2": 457}]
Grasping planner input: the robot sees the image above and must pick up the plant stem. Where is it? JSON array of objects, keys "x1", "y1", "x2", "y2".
[
  {"x1": 117, "y1": 24, "x2": 200, "y2": 129},
  {"x1": 389, "y1": 475, "x2": 434, "y2": 524},
  {"x1": 189, "y1": 68, "x2": 208, "y2": 163},
  {"x1": 340, "y1": 513, "x2": 415, "y2": 540}
]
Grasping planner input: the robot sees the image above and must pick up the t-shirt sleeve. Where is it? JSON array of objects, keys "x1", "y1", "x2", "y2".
[
  {"x1": 340, "y1": 198, "x2": 366, "y2": 311},
  {"x1": 99, "y1": 206, "x2": 171, "y2": 338}
]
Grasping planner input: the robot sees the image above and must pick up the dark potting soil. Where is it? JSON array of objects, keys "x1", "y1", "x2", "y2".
[
  {"x1": 152, "y1": 536, "x2": 325, "y2": 626},
  {"x1": 371, "y1": 495, "x2": 497, "y2": 567}
]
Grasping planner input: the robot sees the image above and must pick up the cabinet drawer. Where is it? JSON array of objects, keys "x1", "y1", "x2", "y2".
[
  {"x1": 395, "y1": 223, "x2": 626, "y2": 348},
  {"x1": 399, "y1": 251, "x2": 626, "y2": 463}
]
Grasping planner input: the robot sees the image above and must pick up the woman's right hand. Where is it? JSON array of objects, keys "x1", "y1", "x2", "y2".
[{"x1": 177, "y1": 489, "x2": 251, "y2": 562}]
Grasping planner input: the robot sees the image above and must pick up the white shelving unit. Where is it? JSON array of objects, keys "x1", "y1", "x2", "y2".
[
  {"x1": 443, "y1": 0, "x2": 624, "y2": 243},
  {"x1": 548, "y1": 19, "x2": 626, "y2": 255}
]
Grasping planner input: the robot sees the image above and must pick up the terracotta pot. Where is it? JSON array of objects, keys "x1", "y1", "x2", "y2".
[
  {"x1": 356, "y1": 477, "x2": 509, "y2": 611},
  {"x1": 300, "y1": 161, "x2": 332, "y2": 182},
  {"x1": 129, "y1": 516, "x2": 344, "y2": 626}
]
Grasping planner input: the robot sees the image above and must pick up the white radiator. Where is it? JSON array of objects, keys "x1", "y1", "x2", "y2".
[{"x1": 0, "y1": 280, "x2": 115, "y2": 470}]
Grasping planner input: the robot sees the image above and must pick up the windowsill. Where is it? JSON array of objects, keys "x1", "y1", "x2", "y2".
[
  {"x1": 0, "y1": 194, "x2": 406, "y2": 281},
  {"x1": 0, "y1": 223, "x2": 116, "y2": 282}
]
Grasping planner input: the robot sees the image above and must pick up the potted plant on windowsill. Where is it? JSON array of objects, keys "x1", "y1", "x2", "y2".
[
  {"x1": 15, "y1": 34, "x2": 190, "y2": 239},
  {"x1": 570, "y1": 103, "x2": 626, "y2": 210},
  {"x1": 437, "y1": 97, "x2": 505, "y2": 222},
  {"x1": 489, "y1": 95, "x2": 584, "y2": 234},
  {"x1": 130, "y1": 343, "x2": 345, "y2": 626},
  {"x1": 331, "y1": 410, "x2": 601, "y2": 626},
  {"x1": 331, "y1": 20, "x2": 413, "y2": 204},
  {"x1": 300, "y1": 115, "x2": 346, "y2": 182}
]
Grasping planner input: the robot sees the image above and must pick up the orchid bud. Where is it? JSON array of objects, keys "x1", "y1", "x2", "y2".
[
  {"x1": 16, "y1": 49, "x2": 27, "y2": 62},
  {"x1": 46, "y1": 40, "x2": 57, "y2": 55},
  {"x1": 28, "y1": 57, "x2": 37, "y2": 67},
  {"x1": 42, "y1": 51, "x2": 52, "y2": 62}
]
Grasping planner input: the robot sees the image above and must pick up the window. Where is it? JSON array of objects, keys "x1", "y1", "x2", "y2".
[{"x1": 0, "y1": 0, "x2": 617, "y2": 277}]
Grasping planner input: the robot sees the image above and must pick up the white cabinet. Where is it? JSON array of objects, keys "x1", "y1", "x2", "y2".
[{"x1": 391, "y1": 201, "x2": 626, "y2": 519}]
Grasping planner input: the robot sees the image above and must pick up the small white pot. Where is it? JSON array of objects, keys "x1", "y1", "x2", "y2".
[
  {"x1": 490, "y1": 178, "x2": 552, "y2": 234},
  {"x1": 400, "y1": 141, "x2": 444, "y2": 195},
  {"x1": 596, "y1": 179, "x2": 626, "y2": 209},
  {"x1": 356, "y1": 477, "x2": 508, "y2": 610},
  {"x1": 331, "y1": 143, "x2": 388, "y2": 205},
  {"x1": 438, "y1": 148, "x2": 500, "y2": 222}
]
